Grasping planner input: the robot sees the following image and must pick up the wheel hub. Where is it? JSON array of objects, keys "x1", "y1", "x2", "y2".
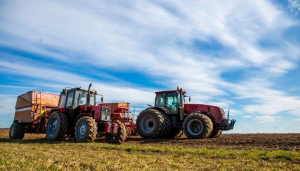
[
  {"x1": 140, "y1": 116, "x2": 156, "y2": 133},
  {"x1": 78, "y1": 123, "x2": 87, "y2": 138},
  {"x1": 48, "y1": 117, "x2": 58, "y2": 137},
  {"x1": 187, "y1": 119, "x2": 203, "y2": 135}
]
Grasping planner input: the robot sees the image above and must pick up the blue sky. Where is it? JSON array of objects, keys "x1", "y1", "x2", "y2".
[{"x1": 0, "y1": 0, "x2": 300, "y2": 133}]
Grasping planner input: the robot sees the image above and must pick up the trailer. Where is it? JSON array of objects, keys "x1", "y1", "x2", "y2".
[{"x1": 9, "y1": 91, "x2": 59, "y2": 139}]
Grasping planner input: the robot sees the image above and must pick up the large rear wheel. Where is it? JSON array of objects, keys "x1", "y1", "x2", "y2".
[
  {"x1": 183, "y1": 113, "x2": 213, "y2": 139},
  {"x1": 9, "y1": 122, "x2": 25, "y2": 139},
  {"x1": 136, "y1": 109, "x2": 170, "y2": 138},
  {"x1": 46, "y1": 111, "x2": 68, "y2": 141},
  {"x1": 75, "y1": 116, "x2": 97, "y2": 142},
  {"x1": 106, "y1": 121, "x2": 127, "y2": 144}
]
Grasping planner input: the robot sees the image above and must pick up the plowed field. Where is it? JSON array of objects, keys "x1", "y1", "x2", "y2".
[
  {"x1": 1, "y1": 129, "x2": 300, "y2": 170},
  {"x1": 1, "y1": 129, "x2": 299, "y2": 151}
]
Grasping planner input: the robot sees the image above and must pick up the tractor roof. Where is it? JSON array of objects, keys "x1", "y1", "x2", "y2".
[
  {"x1": 155, "y1": 90, "x2": 178, "y2": 94},
  {"x1": 65, "y1": 87, "x2": 97, "y2": 93}
]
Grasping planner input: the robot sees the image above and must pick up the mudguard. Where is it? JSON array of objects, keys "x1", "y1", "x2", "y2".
[{"x1": 150, "y1": 106, "x2": 172, "y2": 114}]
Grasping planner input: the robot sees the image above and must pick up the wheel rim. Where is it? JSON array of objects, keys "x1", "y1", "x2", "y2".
[
  {"x1": 10, "y1": 124, "x2": 15, "y2": 137},
  {"x1": 187, "y1": 119, "x2": 203, "y2": 135},
  {"x1": 77, "y1": 123, "x2": 87, "y2": 139},
  {"x1": 48, "y1": 117, "x2": 58, "y2": 137},
  {"x1": 140, "y1": 115, "x2": 156, "y2": 133}
]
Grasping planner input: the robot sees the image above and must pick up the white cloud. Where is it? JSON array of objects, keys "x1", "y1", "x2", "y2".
[
  {"x1": 0, "y1": 58, "x2": 158, "y2": 119},
  {"x1": 288, "y1": 0, "x2": 300, "y2": 15},
  {"x1": 223, "y1": 78, "x2": 300, "y2": 117},
  {"x1": 0, "y1": 95, "x2": 17, "y2": 117},
  {"x1": 255, "y1": 115, "x2": 281, "y2": 123},
  {"x1": 0, "y1": 0, "x2": 300, "y2": 128}
]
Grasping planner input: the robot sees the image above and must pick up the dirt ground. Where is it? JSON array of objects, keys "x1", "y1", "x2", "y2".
[{"x1": 1, "y1": 129, "x2": 299, "y2": 151}]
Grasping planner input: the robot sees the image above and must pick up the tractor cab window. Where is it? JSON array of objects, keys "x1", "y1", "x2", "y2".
[
  {"x1": 155, "y1": 93, "x2": 165, "y2": 106},
  {"x1": 76, "y1": 91, "x2": 96, "y2": 106},
  {"x1": 90, "y1": 94, "x2": 95, "y2": 105},
  {"x1": 165, "y1": 92, "x2": 179, "y2": 113},
  {"x1": 66, "y1": 91, "x2": 74, "y2": 108},
  {"x1": 58, "y1": 94, "x2": 66, "y2": 108},
  {"x1": 78, "y1": 91, "x2": 87, "y2": 106}
]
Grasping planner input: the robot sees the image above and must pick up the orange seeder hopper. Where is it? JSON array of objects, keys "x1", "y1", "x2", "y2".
[
  {"x1": 14, "y1": 91, "x2": 59, "y2": 133},
  {"x1": 98, "y1": 102, "x2": 137, "y2": 136}
]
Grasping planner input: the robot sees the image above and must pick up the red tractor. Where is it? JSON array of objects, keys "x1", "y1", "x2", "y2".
[
  {"x1": 136, "y1": 87, "x2": 236, "y2": 139},
  {"x1": 45, "y1": 84, "x2": 127, "y2": 144}
]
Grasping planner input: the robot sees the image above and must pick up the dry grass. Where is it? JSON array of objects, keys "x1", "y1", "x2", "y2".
[{"x1": 0, "y1": 129, "x2": 299, "y2": 170}]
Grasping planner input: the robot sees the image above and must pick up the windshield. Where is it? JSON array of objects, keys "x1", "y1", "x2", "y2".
[
  {"x1": 58, "y1": 94, "x2": 66, "y2": 108},
  {"x1": 155, "y1": 92, "x2": 179, "y2": 113},
  {"x1": 77, "y1": 91, "x2": 95, "y2": 106},
  {"x1": 66, "y1": 91, "x2": 74, "y2": 108}
]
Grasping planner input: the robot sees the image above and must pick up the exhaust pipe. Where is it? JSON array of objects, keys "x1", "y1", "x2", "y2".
[{"x1": 87, "y1": 83, "x2": 92, "y2": 109}]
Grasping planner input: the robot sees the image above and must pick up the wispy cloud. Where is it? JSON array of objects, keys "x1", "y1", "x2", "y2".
[
  {"x1": 288, "y1": 0, "x2": 300, "y2": 15},
  {"x1": 255, "y1": 115, "x2": 281, "y2": 123},
  {"x1": 0, "y1": 0, "x2": 300, "y2": 130}
]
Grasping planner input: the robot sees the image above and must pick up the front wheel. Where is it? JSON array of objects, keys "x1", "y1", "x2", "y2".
[
  {"x1": 74, "y1": 116, "x2": 97, "y2": 142},
  {"x1": 183, "y1": 113, "x2": 213, "y2": 139},
  {"x1": 9, "y1": 122, "x2": 25, "y2": 139},
  {"x1": 46, "y1": 111, "x2": 68, "y2": 141}
]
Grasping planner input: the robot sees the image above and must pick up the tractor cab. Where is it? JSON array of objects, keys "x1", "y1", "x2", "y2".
[
  {"x1": 58, "y1": 87, "x2": 98, "y2": 109},
  {"x1": 154, "y1": 87, "x2": 190, "y2": 119}
]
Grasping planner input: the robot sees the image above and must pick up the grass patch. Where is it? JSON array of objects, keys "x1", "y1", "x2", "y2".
[{"x1": 0, "y1": 139, "x2": 299, "y2": 170}]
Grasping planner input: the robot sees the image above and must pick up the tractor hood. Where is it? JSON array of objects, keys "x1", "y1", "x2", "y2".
[{"x1": 184, "y1": 104, "x2": 223, "y2": 115}]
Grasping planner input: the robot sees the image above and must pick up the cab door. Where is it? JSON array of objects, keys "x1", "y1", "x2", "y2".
[
  {"x1": 165, "y1": 92, "x2": 179, "y2": 114},
  {"x1": 65, "y1": 90, "x2": 75, "y2": 118}
]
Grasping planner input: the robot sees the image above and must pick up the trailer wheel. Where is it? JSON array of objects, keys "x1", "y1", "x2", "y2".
[
  {"x1": 183, "y1": 113, "x2": 213, "y2": 139},
  {"x1": 75, "y1": 116, "x2": 97, "y2": 142},
  {"x1": 106, "y1": 121, "x2": 127, "y2": 144},
  {"x1": 208, "y1": 129, "x2": 223, "y2": 138},
  {"x1": 126, "y1": 127, "x2": 131, "y2": 136},
  {"x1": 131, "y1": 128, "x2": 138, "y2": 136},
  {"x1": 46, "y1": 111, "x2": 68, "y2": 141},
  {"x1": 136, "y1": 109, "x2": 170, "y2": 138},
  {"x1": 9, "y1": 122, "x2": 25, "y2": 139}
]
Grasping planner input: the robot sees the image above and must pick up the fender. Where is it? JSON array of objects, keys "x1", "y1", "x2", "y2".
[
  {"x1": 49, "y1": 109, "x2": 65, "y2": 115},
  {"x1": 150, "y1": 106, "x2": 172, "y2": 115},
  {"x1": 72, "y1": 113, "x2": 93, "y2": 131}
]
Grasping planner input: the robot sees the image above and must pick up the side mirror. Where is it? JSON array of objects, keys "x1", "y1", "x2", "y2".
[
  {"x1": 63, "y1": 89, "x2": 67, "y2": 95},
  {"x1": 189, "y1": 97, "x2": 191, "y2": 103},
  {"x1": 101, "y1": 96, "x2": 103, "y2": 103}
]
